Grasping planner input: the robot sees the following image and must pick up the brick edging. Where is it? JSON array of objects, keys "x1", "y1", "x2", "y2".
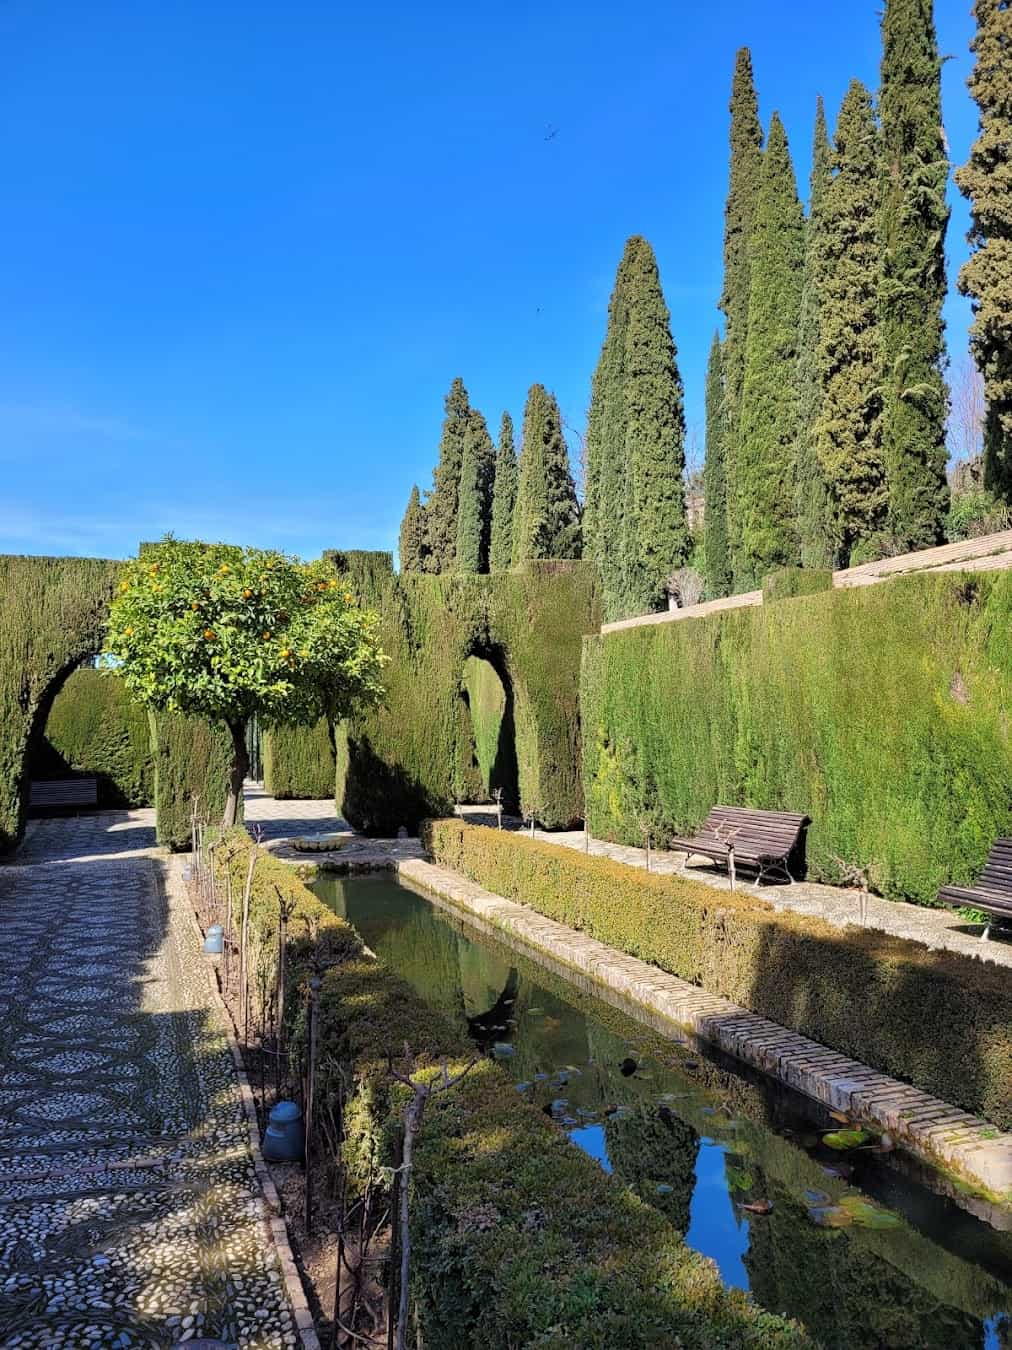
[{"x1": 161, "y1": 853, "x2": 322, "y2": 1350}]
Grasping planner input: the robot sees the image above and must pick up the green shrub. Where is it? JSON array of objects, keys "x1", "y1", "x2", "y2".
[
  {"x1": 31, "y1": 666, "x2": 154, "y2": 807},
  {"x1": 423, "y1": 820, "x2": 1012, "y2": 1132},
  {"x1": 151, "y1": 711, "x2": 234, "y2": 850},
  {"x1": 761, "y1": 568, "x2": 833, "y2": 601},
  {"x1": 330, "y1": 554, "x2": 601, "y2": 834},
  {"x1": 582, "y1": 571, "x2": 1012, "y2": 905},
  {"x1": 0, "y1": 554, "x2": 121, "y2": 850},
  {"x1": 263, "y1": 718, "x2": 335, "y2": 799}
]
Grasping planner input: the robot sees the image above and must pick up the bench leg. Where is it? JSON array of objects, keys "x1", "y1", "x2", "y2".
[{"x1": 981, "y1": 923, "x2": 991, "y2": 941}]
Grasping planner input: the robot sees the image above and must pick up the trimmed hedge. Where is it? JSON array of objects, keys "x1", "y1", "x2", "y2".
[
  {"x1": 423, "y1": 820, "x2": 1012, "y2": 1133},
  {"x1": 761, "y1": 567, "x2": 833, "y2": 601},
  {"x1": 582, "y1": 571, "x2": 1012, "y2": 905},
  {"x1": 262, "y1": 718, "x2": 336, "y2": 799},
  {"x1": 330, "y1": 553, "x2": 601, "y2": 834},
  {"x1": 0, "y1": 554, "x2": 121, "y2": 850},
  {"x1": 151, "y1": 711, "x2": 234, "y2": 850},
  {"x1": 31, "y1": 667, "x2": 154, "y2": 807},
  {"x1": 211, "y1": 837, "x2": 808, "y2": 1346}
]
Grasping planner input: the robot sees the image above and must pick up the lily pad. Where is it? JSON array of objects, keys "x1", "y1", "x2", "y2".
[
  {"x1": 803, "y1": 1188, "x2": 832, "y2": 1206},
  {"x1": 838, "y1": 1195, "x2": 902, "y2": 1229},
  {"x1": 808, "y1": 1205, "x2": 854, "y2": 1228},
  {"x1": 492, "y1": 1042, "x2": 515, "y2": 1059},
  {"x1": 655, "y1": 1183, "x2": 674, "y2": 1196},
  {"x1": 514, "y1": 1081, "x2": 532, "y2": 1094},
  {"x1": 823, "y1": 1128, "x2": 871, "y2": 1151}
]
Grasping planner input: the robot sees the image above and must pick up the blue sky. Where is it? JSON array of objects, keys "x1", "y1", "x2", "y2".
[{"x1": 0, "y1": 1, "x2": 979, "y2": 562}]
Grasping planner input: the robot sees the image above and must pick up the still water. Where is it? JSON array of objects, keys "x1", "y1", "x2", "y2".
[{"x1": 311, "y1": 872, "x2": 1012, "y2": 1350}]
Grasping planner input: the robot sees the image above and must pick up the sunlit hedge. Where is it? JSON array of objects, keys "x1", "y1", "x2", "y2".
[
  {"x1": 263, "y1": 718, "x2": 335, "y2": 799},
  {"x1": 423, "y1": 820, "x2": 1012, "y2": 1132},
  {"x1": 582, "y1": 571, "x2": 1012, "y2": 906}
]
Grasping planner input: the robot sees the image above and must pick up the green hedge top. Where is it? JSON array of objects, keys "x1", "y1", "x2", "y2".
[
  {"x1": 761, "y1": 567, "x2": 833, "y2": 601},
  {"x1": 423, "y1": 819, "x2": 1012, "y2": 1136},
  {"x1": 582, "y1": 570, "x2": 1012, "y2": 906}
]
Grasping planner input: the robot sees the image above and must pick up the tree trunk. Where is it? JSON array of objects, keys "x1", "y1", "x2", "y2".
[{"x1": 224, "y1": 718, "x2": 249, "y2": 828}]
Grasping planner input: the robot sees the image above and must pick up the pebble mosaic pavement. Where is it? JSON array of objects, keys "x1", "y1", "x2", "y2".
[{"x1": 0, "y1": 811, "x2": 299, "y2": 1349}]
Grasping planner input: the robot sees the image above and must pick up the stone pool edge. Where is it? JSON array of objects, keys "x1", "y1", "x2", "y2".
[{"x1": 395, "y1": 855, "x2": 1012, "y2": 1211}]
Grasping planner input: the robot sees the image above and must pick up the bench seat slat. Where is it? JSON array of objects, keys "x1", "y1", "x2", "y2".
[
  {"x1": 936, "y1": 838, "x2": 1012, "y2": 924},
  {"x1": 670, "y1": 806, "x2": 810, "y2": 882}
]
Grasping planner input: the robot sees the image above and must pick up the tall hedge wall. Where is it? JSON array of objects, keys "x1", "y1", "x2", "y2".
[
  {"x1": 31, "y1": 666, "x2": 154, "y2": 807},
  {"x1": 0, "y1": 554, "x2": 121, "y2": 850},
  {"x1": 331, "y1": 553, "x2": 601, "y2": 834},
  {"x1": 150, "y1": 711, "x2": 233, "y2": 850},
  {"x1": 262, "y1": 718, "x2": 335, "y2": 799},
  {"x1": 582, "y1": 572, "x2": 1012, "y2": 906}
]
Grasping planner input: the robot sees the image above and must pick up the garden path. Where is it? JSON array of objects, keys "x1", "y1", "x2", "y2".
[{"x1": 0, "y1": 809, "x2": 303, "y2": 1349}]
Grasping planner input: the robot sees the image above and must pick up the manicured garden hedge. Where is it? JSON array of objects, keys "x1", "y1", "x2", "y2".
[
  {"x1": 582, "y1": 571, "x2": 1012, "y2": 905},
  {"x1": 31, "y1": 666, "x2": 154, "y2": 807},
  {"x1": 761, "y1": 567, "x2": 833, "y2": 601},
  {"x1": 211, "y1": 836, "x2": 808, "y2": 1347},
  {"x1": 151, "y1": 711, "x2": 234, "y2": 850},
  {"x1": 330, "y1": 553, "x2": 601, "y2": 834},
  {"x1": 0, "y1": 554, "x2": 121, "y2": 850},
  {"x1": 423, "y1": 820, "x2": 1012, "y2": 1132},
  {"x1": 262, "y1": 718, "x2": 336, "y2": 799}
]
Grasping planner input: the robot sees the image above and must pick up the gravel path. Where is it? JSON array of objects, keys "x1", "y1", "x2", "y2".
[{"x1": 0, "y1": 810, "x2": 300, "y2": 1349}]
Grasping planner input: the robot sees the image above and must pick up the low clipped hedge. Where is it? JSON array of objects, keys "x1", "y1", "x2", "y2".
[
  {"x1": 423, "y1": 820, "x2": 1012, "y2": 1132},
  {"x1": 33, "y1": 667, "x2": 154, "y2": 807},
  {"x1": 263, "y1": 719, "x2": 336, "y2": 800},
  {"x1": 582, "y1": 571, "x2": 1012, "y2": 905},
  {"x1": 212, "y1": 835, "x2": 809, "y2": 1348}
]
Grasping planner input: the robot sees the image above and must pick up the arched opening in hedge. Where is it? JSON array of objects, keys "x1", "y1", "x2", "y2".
[{"x1": 459, "y1": 647, "x2": 519, "y2": 814}]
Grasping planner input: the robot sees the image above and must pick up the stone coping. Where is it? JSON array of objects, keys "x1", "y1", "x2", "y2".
[{"x1": 396, "y1": 857, "x2": 1012, "y2": 1211}]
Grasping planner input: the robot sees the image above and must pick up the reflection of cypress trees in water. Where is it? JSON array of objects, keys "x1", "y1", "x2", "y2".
[
  {"x1": 743, "y1": 1182, "x2": 988, "y2": 1350},
  {"x1": 362, "y1": 904, "x2": 468, "y2": 1026},
  {"x1": 605, "y1": 1108, "x2": 699, "y2": 1235}
]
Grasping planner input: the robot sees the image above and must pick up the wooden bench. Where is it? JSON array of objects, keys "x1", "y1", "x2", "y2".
[
  {"x1": 28, "y1": 777, "x2": 99, "y2": 810},
  {"x1": 670, "y1": 806, "x2": 810, "y2": 886},
  {"x1": 937, "y1": 838, "x2": 1012, "y2": 939}
]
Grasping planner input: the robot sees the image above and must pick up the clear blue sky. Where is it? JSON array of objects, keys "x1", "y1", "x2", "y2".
[{"x1": 0, "y1": 0, "x2": 979, "y2": 562}]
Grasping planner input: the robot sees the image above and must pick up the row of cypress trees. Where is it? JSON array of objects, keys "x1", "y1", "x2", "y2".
[
  {"x1": 705, "y1": 0, "x2": 953, "y2": 595},
  {"x1": 398, "y1": 379, "x2": 580, "y2": 575}
]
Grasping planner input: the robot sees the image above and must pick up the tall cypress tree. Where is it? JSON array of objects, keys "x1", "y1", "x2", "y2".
[
  {"x1": 512, "y1": 384, "x2": 581, "y2": 564},
  {"x1": 455, "y1": 410, "x2": 494, "y2": 572},
  {"x1": 424, "y1": 377, "x2": 471, "y2": 573},
  {"x1": 814, "y1": 82, "x2": 888, "y2": 563},
  {"x1": 735, "y1": 113, "x2": 806, "y2": 587},
  {"x1": 702, "y1": 333, "x2": 732, "y2": 597},
  {"x1": 795, "y1": 97, "x2": 836, "y2": 567},
  {"x1": 584, "y1": 242, "x2": 632, "y2": 605},
  {"x1": 718, "y1": 49, "x2": 764, "y2": 581},
  {"x1": 489, "y1": 412, "x2": 518, "y2": 571},
  {"x1": 620, "y1": 237, "x2": 689, "y2": 615},
  {"x1": 878, "y1": 0, "x2": 951, "y2": 547},
  {"x1": 956, "y1": 0, "x2": 1012, "y2": 501},
  {"x1": 398, "y1": 485, "x2": 427, "y2": 574}
]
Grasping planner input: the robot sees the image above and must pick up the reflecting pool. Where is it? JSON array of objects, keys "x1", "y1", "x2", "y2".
[{"x1": 311, "y1": 872, "x2": 1012, "y2": 1350}]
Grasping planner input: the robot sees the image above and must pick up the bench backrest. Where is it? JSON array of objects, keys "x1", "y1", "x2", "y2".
[
  {"x1": 977, "y1": 838, "x2": 1012, "y2": 894},
  {"x1": 702, "y1": 806, "x2": 810, "y2": 858},
  {"x1": 29, "y1": 777, "x2": 98, "y2": 808}
]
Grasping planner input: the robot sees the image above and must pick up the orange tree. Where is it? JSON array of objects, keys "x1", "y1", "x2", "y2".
[{"x1": 105, "y1": 537, "x2": 386, "y2": 825}]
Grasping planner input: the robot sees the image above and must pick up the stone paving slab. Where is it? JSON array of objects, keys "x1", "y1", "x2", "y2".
[
  {"x1": 399, "y1": 856, "x2": 1012, "y2": 1209},
  {"x1": 0, "y1": 810, "x2": 304, "y2": 1349}
]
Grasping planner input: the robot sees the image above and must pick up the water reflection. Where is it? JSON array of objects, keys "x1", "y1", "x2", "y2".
[{"x1": 314, "y1": 873, "x2": 1012, "y2": 1349}]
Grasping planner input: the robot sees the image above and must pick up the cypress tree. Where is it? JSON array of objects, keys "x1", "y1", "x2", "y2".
[
  {"x1": 512, "y1": 384, "x2": 581, "y2": 564},
  {"x1": 489, "y1": 412, "x2": 518, "y2": 571},
  {"x1": 702, "y1": 333, "x2": 732, "y2": 596},
  {"x1": 398, "y1": 485, "x2": 427, "y2": 574},
  {"x1": 718, "y1": 49, "x2": 764, "y2": 580},
  {"x1": 454, "y1": 410, "x2": 494, "y2": 573},
  {"x1": 424, "y1": 377, "x2": 471, "y2": 573},
  {"x1": 795, "y1": 97, "x2": 836, "y2": 568},
  {"x1": 584, "y1": 242, "x2": 632, "y2": 606},
  {"x1": 620, "y1": 236, "x2": 689, "y2": 615},
  {"x1": 735, "y1": 113, "x2": 806, "y2": 587},
  {"x1": 878, "y1": 0, "x2": 951, "y2": 547},
  {"x1": 814, "y1": 82, "x2": 888, "y2": 563},
  {"x1": 956, "y1": 0, "x2": 1012, "y2": 501}
]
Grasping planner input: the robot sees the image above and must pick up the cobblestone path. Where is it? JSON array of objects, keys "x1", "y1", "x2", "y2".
[{"x1": 0, "y1": 811, "x2": 299, "y2": 1349}]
